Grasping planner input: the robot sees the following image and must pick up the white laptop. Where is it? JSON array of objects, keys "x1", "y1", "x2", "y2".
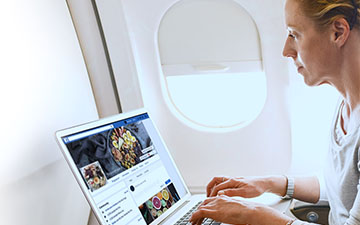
[{"x1": 55, "y1": 108, "x2": 221, "y2": 225}]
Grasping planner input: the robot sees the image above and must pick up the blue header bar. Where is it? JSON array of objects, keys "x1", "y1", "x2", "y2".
[{"x1": 63, "y1": 113, "x2": 149, "y2": 144}]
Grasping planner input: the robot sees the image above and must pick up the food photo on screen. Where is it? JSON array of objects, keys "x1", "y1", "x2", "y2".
[
  {"x1": 66, "y1": 121, "x2": 156, "y2": 181},
  {"x1": 138, "y1": 183, "x2": 180, "y2": 224},
  {"x1": 109, "y1": 121, "x2": 155, "y2": 170}
]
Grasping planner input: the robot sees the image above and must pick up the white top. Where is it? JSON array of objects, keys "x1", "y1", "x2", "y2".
[
  {"x1": 324, "y1": 100, "x2": 360, "y2": 225},
  {"x1": 290, "y1": 100, "x2": 360, "y2": 225}
]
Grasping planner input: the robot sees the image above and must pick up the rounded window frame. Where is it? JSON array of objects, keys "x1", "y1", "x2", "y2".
[{"x1": 156, "y1": 0, "x2": 267, "y2": 132}]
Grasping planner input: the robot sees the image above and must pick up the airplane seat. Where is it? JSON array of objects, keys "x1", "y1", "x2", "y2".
[
  {"x1": 94, "y1": 0, "x2": 293, "y2": 193},
  {"x1": 290, "y1": 199, "x2": 330, "y2": 225}
]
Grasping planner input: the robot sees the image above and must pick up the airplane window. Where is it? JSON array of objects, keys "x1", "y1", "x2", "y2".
[
  {"x1": 158, "y1": 0, "x2": 265, "y2": 129},
  {"x1": 166, "y1": 72, "x2": 266, "y2": 128}
]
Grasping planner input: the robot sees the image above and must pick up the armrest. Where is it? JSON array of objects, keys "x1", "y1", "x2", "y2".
[{"x1": 290, "y1": 200, "x2": 330, "y2": 225}]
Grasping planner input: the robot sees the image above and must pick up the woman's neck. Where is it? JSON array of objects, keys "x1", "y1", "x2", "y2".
[{"x1": 335, "y1": 30, "x2": 360, "y2": 134}]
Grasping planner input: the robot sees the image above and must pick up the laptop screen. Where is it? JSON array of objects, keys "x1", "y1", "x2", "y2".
[{"x1": 60, "y1": 112, "x2": 188, "y2": 225}]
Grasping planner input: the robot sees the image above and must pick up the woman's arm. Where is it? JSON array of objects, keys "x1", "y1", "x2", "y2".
[
  {"x1": 207, "y1": 175, "x2": 320, "y2": 203},
  {"x1": 266, "y1": 175, "x2": 320, "y2": 203},
  {"x1": 192, "y1": 176, "x2": 322, "y2": 225}
]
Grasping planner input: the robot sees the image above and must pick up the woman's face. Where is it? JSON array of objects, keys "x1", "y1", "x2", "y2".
[{"x1": 282, "y1": 0, "x2": 337, "y2": 86}]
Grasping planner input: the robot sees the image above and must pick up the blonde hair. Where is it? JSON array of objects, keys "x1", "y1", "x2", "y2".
[{"x1": 299, "y1": 0, "x2": 359, "y2": 30}]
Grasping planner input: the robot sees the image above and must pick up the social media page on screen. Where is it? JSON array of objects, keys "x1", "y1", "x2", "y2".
[{"x1": 62, "y1": 113, "x2": 187, "y2": 225}]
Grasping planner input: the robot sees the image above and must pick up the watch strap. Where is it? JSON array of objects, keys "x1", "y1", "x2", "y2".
[{"x1": 285, "y1": 176, "x2": 295, "y2": 198}]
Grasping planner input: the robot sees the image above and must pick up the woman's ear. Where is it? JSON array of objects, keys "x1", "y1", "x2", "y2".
[{"x1": 331, "y1": 18, "x2": 351, "y2": 47}]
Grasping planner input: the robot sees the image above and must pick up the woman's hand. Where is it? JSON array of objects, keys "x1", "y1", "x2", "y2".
[
  {"x1": 206, "y1": 176, "x2": 269, "y2": 197},
  {"x1": 189, "y1": 195, "x2": 290, "y2": 225},
  {"x1": 190, "y1": 195, "x2": 255, "y2": 225}
]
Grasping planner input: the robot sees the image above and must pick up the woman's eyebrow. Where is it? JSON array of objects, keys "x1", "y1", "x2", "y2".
[
  {"x1": 287, "y1": 23, "x2": 298, "y2": 29},
  {"x1": 287, "y1": 25, "x2": 301, "y2": 33}
]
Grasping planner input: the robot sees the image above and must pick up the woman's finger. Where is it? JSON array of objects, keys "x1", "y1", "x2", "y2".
[
  {"x1": 195, "y1": 218, "x2": 204, "y2": 225},
  {"x1": 209, "y1": 178, "x2": 240, "y2": 196},
  {"x1": 201, "y1": 196, "x2": 216, "y2": 206},
  {"x1": 190, "y1": 207, "x2": 215, "y2": 224},
  {"x1": 190, "y1": 218, "x2": 203, "y2": 225},
  {"x1": 206, "y1": 177, "x2": 226, "y2": 196},
  {"x1": 218, "y1": 187, "x2": 247, "y2": 197}
]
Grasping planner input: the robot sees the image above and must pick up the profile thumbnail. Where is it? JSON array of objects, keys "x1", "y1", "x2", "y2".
[{"x1": 80, "y1": 161, "x2": 107, "y2": 191}]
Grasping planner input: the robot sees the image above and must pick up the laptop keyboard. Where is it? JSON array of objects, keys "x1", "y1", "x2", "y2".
[{"x1": 174, "y1": 201, "x2": 221, "y2": 225}]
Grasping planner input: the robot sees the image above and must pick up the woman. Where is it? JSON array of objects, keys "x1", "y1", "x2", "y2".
[{"x1": 190, "y1": 0, "x2": 360, "y2": 224}]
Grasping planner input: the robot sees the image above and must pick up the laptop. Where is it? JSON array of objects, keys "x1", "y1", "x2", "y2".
[{"x1": 55, "y1": 108, "x2": 221, "y2": 225}]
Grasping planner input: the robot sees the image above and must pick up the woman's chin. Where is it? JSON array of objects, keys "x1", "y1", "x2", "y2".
[
  {"x1": 300, "y1": 72, "x2": 324, "y2": 87},
  {"x1": 302, "y1": 76, "x2": 318, "y2": 87},
  {"x1": 303, "y1": 78, "x2": 326, "y2": 87}
]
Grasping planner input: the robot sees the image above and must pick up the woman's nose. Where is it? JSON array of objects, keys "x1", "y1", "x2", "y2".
[{"x1": 282, "y1": 38, "x2": 297, "y2": 58}]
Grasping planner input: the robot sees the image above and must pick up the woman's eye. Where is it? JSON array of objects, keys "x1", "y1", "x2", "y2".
[
  {"x1": 288, "y1": 33, "x2": 295, "y2": 38},
  {"x1": 287, "y1": 28, "x2": 296, "y2": 38}
]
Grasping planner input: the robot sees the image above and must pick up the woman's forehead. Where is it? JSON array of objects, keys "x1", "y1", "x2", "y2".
[{"x1": 284, "y1": 0, "x2": 310, "y2": 30}]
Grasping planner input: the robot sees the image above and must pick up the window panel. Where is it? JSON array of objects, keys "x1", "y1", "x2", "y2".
[{"x1": 166, "y1": 72, "x2": 266, "y2": 128}]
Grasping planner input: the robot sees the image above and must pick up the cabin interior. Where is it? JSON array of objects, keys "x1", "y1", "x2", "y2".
[{"x1": 0, "y1": 0, "x2": 340, "y2": 224}]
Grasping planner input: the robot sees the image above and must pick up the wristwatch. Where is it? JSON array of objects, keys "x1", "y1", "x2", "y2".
[{"x1": 285, "y1": 176, "x2": 295, "y2": 198}]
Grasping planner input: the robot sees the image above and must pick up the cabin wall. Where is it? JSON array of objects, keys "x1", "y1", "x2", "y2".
[
  {"x1": 67, "y1": 0, "x2": 143, "y2": 115},
  {"x1": 0, "y1": 0, "x2": 100, "y2": 224}
]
